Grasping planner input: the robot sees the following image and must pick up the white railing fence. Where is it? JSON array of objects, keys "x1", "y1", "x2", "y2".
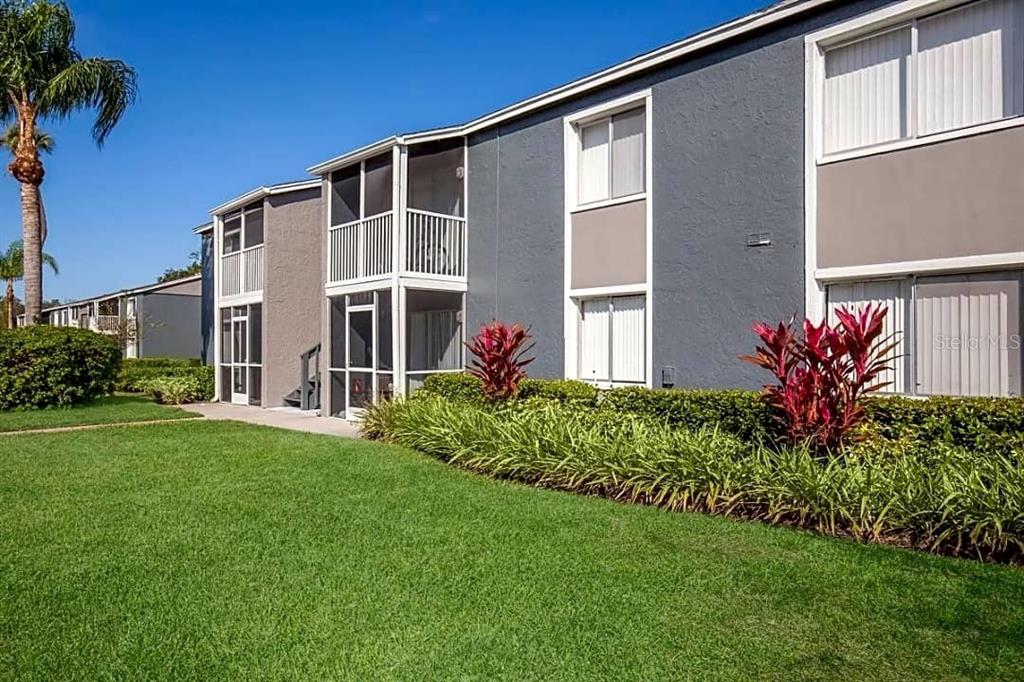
[
  {"x1": 405, "y1": 209, "x2": 466, "y2": 278},
  {"x1": 221, "y1": 245, "x2": 264, "y2": 297},
  {"x1": 95, "y1": 315, "x2": 120, "y2": 333},
  {"x1": 244, "y1": 245, "x2": 264, "y2": 292},
  {"x1": 328, "y1": 214, "x2": 393, "y2": 283}
]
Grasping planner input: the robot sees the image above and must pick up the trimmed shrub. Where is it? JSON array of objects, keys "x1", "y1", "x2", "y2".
[
  {"x1": 116, "y1": 357, "x2": 203, "y2": 392},
  {"x1": 601, "y1": 386, "x2": 775, "y2": 444},
  {"x1": 418, "y1": 374, "x2": 772, "y2": 442},
  {"x1": 363, "y1": 396, "x2": 1024, "y2": 563},
  {"x1": 416, "y1": 373, "x2": 1024, "y2": 452},
  {"x1": 0, "y1": 326, "x2": 121, "y2": 410},
  {"x1": 140, "y1": 366, "x2": 214, "y2": 405},
  {"x1": 419, "y1": 373, "x2": 486, "y2": 403}
]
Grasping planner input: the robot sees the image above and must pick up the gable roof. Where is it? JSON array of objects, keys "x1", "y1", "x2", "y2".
[
  {"x1": 308, "y1": 0, "x2": 838, "y2": 175},
  {"x1": 41, "y1": 274, "x2": 202, "y2": 313},
  {"x1": 209, "y1": 178, "x2": 321, "y2": 216}
]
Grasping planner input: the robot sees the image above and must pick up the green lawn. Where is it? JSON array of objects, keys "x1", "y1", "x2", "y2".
[
  {"x1": 2, "y1": 421, "x2": 1023, "y2": 681},
  {"x1": 0, "y1": 394, "x2": 194, "y2": 432}
]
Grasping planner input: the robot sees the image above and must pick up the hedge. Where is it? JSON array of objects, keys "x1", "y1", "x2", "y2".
[
  {"x1": 363, "y1": 396, "x2": 1024, "y2": 563},
  {"x1": 0, "y1": 326, "x2": 121, "y2": 410},
  {"x1": 417, "y1": 372, "x2": 1024, "y2": 450},
  {"x1": 140, "y1": 366, "x2": 215, "y2": 404},
  {"x1": 117, "y1": 357, "x2": 204, "y2": 393}
]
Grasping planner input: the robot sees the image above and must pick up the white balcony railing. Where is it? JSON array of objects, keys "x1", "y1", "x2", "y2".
[
  {"x1": 328, "y1": 213, "x2": 393, "y2": 283},
  {"x1": 94, "y1": 315, "x2": 120, "y2": 333},
  {"x1": 405, "y1": 209, "x2": 466, "y2": 278},
  {"x1": 326, "y1": 209, "x2": 466, "y2": 285},
  {"x1": 221, "y1": 245, "x2": 264, "y2": 297}
]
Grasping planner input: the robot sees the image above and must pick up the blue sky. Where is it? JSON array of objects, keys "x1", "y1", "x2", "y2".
[{"x1": 0, "y1": 0, "x2": 764, "y2": 302}]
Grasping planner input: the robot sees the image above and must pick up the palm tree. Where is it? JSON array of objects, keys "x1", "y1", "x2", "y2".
[
  {"x1": 0, "y1": 239, "x2": 58, "y2": 329},
  {"x1": 0, "y1": 0, "x2": 137, "y2": 325}
]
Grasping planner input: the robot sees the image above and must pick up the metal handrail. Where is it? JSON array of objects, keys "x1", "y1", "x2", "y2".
[{"x1": 299, "y1": 343, "x2": 321, "y2": 411}]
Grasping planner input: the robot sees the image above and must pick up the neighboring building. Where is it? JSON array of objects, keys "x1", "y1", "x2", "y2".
[
  {"x1": 195, "y1": 222, "x2": 215, "y2": 365},
  {"x1": 41, "y1": 274, "x2": 203, "y2": 359},
  {"x1": 208, "y1": 180, "x2": 323, "y2": 408},
  {"x1": 206, "y1": 0, "x2": 1024, "y2": 418}
]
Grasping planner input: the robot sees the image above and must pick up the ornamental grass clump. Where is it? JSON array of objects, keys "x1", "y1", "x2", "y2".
[{"x1": 363, "y1": 396, "x2": 1024, "y2": 563}]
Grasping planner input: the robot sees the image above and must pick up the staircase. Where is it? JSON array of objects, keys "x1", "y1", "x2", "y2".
[{"x1": 283, "y1": 344, "x2": 321, "y2": 410}]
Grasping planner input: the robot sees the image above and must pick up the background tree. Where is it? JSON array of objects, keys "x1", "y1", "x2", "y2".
[
  {"x1": 158, "y1": 250, "x2": 202, "y2": 283},
  {"x1": 0, "y1": 0, "x2": 137, "y2": 325},
  {"x1": 0, "y1": 239, "x2": 58, "y2": 328}
]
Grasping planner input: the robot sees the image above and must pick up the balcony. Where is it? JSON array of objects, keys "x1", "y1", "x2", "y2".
[
  {"x1": 327, "y1": 209, "x2": 466, "y2": 284},
  {"x1": 221, "y1": 244, "x2": 264, "y2": 297},
  {"x1": 325, "y1": 139, "x2": 466, "y2": 288}
]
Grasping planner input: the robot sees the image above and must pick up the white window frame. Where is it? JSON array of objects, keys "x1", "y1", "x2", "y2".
[
  {"x1": 567, "y1": 96, "x2": 649, "y2": 212},
  {"x1": 562, "y1": 90, "x2": 654, "y2": 387},
  {"x1": 824, "y1": 271, "x2": 1024, "y2": 397},
  {"x1": 807, "y1": 0, "x2": 1024, "y2": 165},
  {"x1": 576, "y1": 294, "x2": 647, "y2": 388}
]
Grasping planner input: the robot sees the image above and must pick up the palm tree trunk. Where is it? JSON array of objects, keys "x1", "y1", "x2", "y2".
[
  {"x1": 5, "y1": 279, "x2": 14, "y2": 329},
  {"x1": 20, "y1": 182, "x2": 42, "y2": 325}
]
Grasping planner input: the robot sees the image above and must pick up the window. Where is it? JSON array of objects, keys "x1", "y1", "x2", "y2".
[
  {"x1": 822, "y1": 0, "x2": 1024, "y2": 154},
  {"x1": 243, "y1": 204, "x2": 264, "y2": 248},
  {"x1": 330, "y1": 152, "x2": 394, "y2": 225},
  {"x1": 330, "y1": 166, "x2": 360, "y2": 226},
  {"x1": 826, "y1": 279, "x2": 909, "y2": 393},
  {"x1": 578, "y1": 295, "x2": 645, "y2": 384},
  {"x1": 221, "y1": 202, "x2": 263, "y2": 253},
  {"x1": 826, "y1": 271, "x2": 1022, "y2": 396},
  {"x1": 222, "y1": 214, "x2": 242, "y2": 254},
  {"x1": 577, "y1": 107, "x2": 646, "y2": 205}
]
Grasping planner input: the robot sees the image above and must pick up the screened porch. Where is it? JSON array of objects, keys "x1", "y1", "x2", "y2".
[{"x1": 326, "y1": 140, "x2": 467, "y2": 287}]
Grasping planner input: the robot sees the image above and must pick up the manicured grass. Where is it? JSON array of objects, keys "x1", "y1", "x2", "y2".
[
  {"x1": 2, "y1": 422, "x2": 1023, "y2": 681},
  {"x1": 0, "y1": 394, "x2": 194, "y2": 432}
]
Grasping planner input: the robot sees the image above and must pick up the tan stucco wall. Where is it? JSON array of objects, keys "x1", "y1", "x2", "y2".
[
  {"x1": 570, "y1": 199, "x2": 646, "y2": 289},
  {"x1": 817, "y1": 126, "x2": 1024, "y2": 269},
  {"x1": 263, "y1": 187, "x2": 323, "y2": 407}
]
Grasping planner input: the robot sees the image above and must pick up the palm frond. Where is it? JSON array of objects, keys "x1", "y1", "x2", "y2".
[
  {"x1": 40, "y1": 57, "x2": 137, "y2": 145},
  {"x1": 0, "y1": 123, "x2": 55, "y2": 153}
]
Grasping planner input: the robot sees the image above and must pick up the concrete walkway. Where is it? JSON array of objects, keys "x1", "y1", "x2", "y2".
[{"x1": 182, "y1": 403, "x2": 361, "y2": 438}]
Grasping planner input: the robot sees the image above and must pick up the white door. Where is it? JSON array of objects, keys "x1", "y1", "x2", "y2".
[{"x1": 231, "y1": 309, "x2": 249, "y2": 405}]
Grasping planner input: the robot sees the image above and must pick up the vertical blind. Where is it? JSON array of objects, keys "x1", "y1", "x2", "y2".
[
  {"x1": 576, "y1": 107, "x2": 645, "y2": 204},
  {"x1": 917, "y1": 0, "x2": 1024, "y2": 135},
  {"x1": 915, "y1": 273, "x2": 1021, "y2": 396},
  {"x1": 579, "y1": 298, "x2": 611, "y2": 381},
  {"x1": 611, "y1": 109, "x2": 646, "y2": 198},
  {"x1": 610, "y1": 296, "x2": 646, "y2": 383},
  {"x1": 826, "y1": 273, "x2": 1023, "y2": 397},
  {"x1": 824, "y1": 28, "x2": 911, "y2": 153},
  {"x1": 578, "y1": 122, "x2": 609, "y2": 205},
  {"x1": 579, "y1": 295, "x2": 645, "y2": 384},
  {"x1": 826, "y1": 279, "x2": 908, "y2": 393},
  {"x1": 823, "y1": 0, "x2": 1024, "y2": 153},
  {"x1": 408, "y1": 310, "x2": 462, "y2": 371}
]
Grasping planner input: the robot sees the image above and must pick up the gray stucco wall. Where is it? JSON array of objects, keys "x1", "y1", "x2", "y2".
[
  {"x1": 263, "y1": 187, "x2": 323, "y2": 407},
  {"x1": 200, "y1": 232, "x2": 214, "y2": 364},
  {"x1": 467, "y1": 0, "x2": 892, "y2": 389},
  {"x1": 138, "y1": 293, "x2": 202, "y2": 359}
]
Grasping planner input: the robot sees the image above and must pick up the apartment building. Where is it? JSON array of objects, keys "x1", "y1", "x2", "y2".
[
  {"x1": 205, "y1": 0, "x2": 1024, "y2": 417},
  {"x1": 40, "y1": 274, "x2": 203, "y2": 359},
  {"x1": 209, "y1": 180, "x2": 323, "y2": 407}
]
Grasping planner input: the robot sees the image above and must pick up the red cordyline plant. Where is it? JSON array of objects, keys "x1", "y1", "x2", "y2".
[
  {"x1": 741, "y1": 303, "x2": 898, "y2": 452},
  {"x1": 465, "y1": 320, "x2": 535, "y2": 400}
]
